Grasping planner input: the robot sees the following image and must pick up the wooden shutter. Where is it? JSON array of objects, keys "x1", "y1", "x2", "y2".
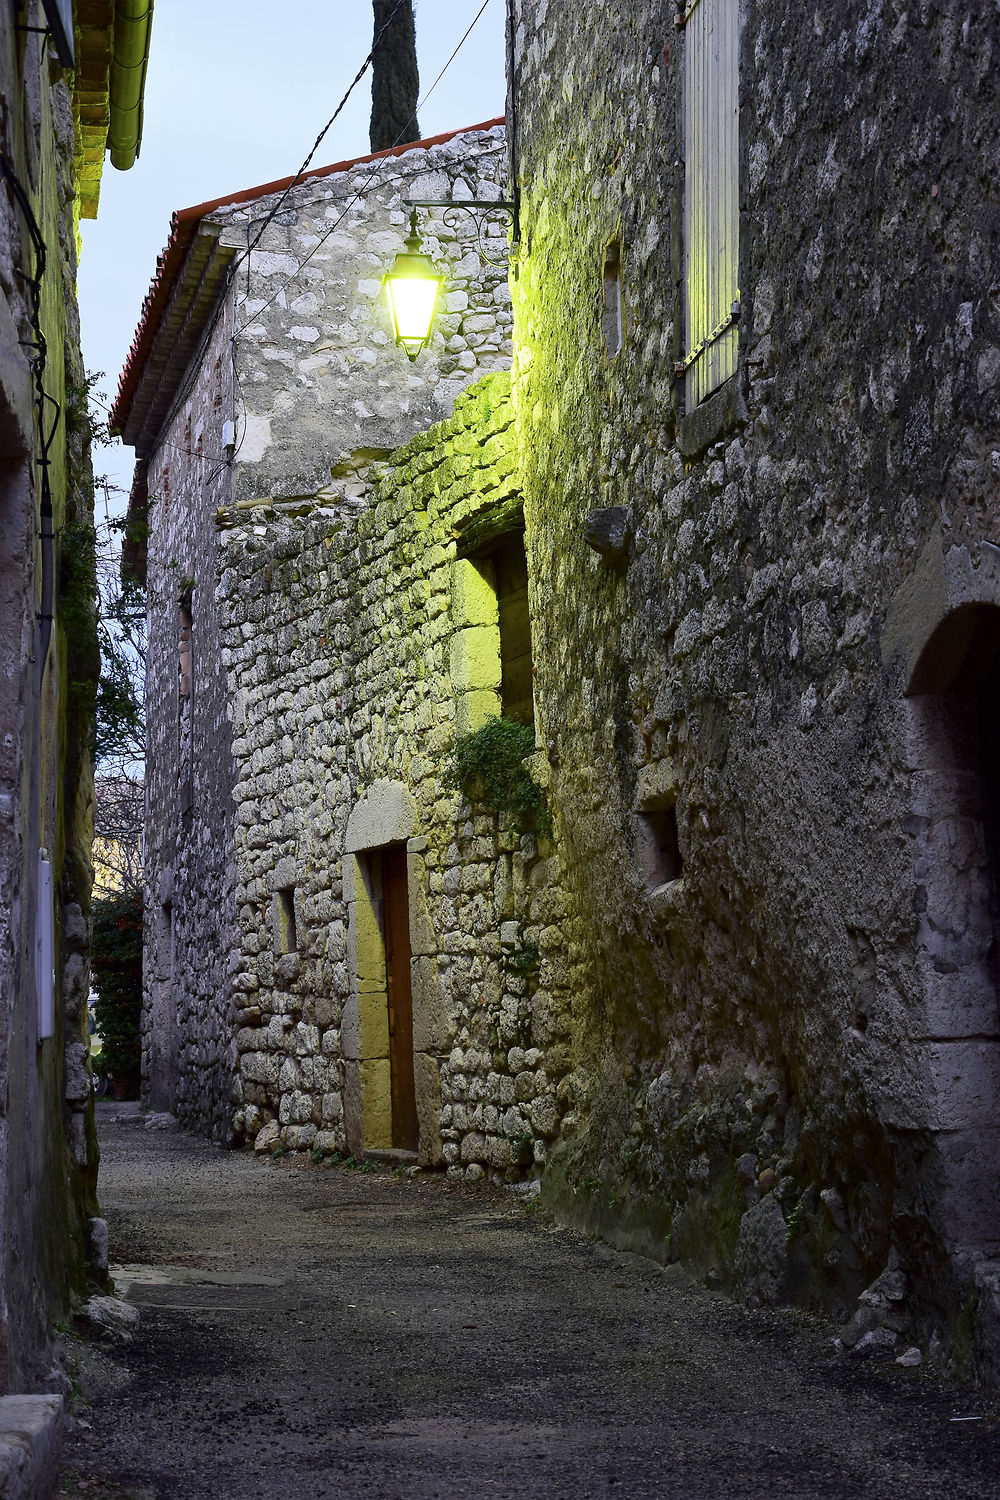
[{"x1": 682, "y1": 0, "x2": 739, "y2": 408}]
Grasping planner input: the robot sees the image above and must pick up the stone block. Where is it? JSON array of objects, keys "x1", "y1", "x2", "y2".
[
  {"x1": 411, "y1": 956, "x2": 449, "y2": 1051},
  {"x1": 414, "y1": 1051, "x2": 443, "y2": 1166},
  {"x1": 460, "y1": 1131, "x2": 488, "y2": 1164},
  {"x1": 360, "y1": 1059, "x2": 393, "y2": 1149},
  {"x1": 343, "y1": 1061, "x2": 363, "y2": 1154},
  {"x1": 934, "y1": 1128, "x2": 1000, "y2": 1246},
  {"x1": 449, "y1": 625, "x2": 501, "y2": 693},
  {"x1": 925, "y1": 1040, "x2": 1000, "y2": 1131},
  {"x1": 254, "y1": 1120, "x2": 280, "y2": 1154},
  {"x1": 456, "y1": 688, "x2": 501, "y2": 736},
  {"x1": 0, "y1": 1394, "x2": 64, "y2": 1500},
  {"x1": 920, "y1": 963, "x2": 1000, "y2": 1038},
  {"x1": 345, "y1": 779, "x2": 416, "y2": 853},
  {"x1": 341, "y1": 993, "x2": 360, "y2": 1060},
  {"x1": 357, "y1": 989, "x2": 389, "y2": 1059},
  {"x1": 451, "y1": 556, "x2": 499, "y2": 628}
]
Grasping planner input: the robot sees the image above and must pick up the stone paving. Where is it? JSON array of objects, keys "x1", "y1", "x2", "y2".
[{"x1": 56, "y1": 1109, "x2": 1000, "y2": 1499}]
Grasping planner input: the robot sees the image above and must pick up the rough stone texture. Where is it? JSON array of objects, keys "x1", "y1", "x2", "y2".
[
  {"x1": 132, "y1": 8, "x2": 1000, "y2": 1376},
  {"x1": 209, "y1": 124, "x2": 509, "y2": 505},
  {"x1": 141, "y1": 308, "x2": 239, "y2": 1139},
  {"x1": 0, "y1": 1394, "x2": 64, "y2": 1500},
  {"x1": 508, "y1": 0, "x2": 1000, "y2": 1363},
  {"x1": 0, "y1": 15, "x2": 105, "y2": 1393},
  {"x1": 140, "y1": 126, "x2": 512, "y2": 1142},
  {"x1": 216, "y1": 374, "x2": 573, "y2": 1178}
]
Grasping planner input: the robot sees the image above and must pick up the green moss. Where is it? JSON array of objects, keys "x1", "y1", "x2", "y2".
[{"x1": 445, "y1": 715, "x2": 552, "y2": 837}]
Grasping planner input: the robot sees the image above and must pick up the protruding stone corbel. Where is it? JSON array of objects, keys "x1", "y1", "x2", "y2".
[{"x1": 584, "y1": 506, "x2": 632, "y2": 566}]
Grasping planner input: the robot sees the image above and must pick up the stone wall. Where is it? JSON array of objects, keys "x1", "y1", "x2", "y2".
[
  {"x1": 141, "y1": 306, "x2": 239, "y2": 1138},
  {"x1": 0, "y1": 15, "x2": 104, "y2": 1390},
  {"x1": 140, "y1": 125, "x2": 513, "y2": 1140},
  {"x1": 508, "y1": 0, "x2": 1000, "y2": 1353},
  {"x1": 216, "y1": 373, "x2": 577, "y2": 1180},
  {"x1": 208, "y1": 123, "x2": 510, "y2": 505}
]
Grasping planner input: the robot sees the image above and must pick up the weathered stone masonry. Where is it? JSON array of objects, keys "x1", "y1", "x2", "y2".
[
  {"x1": 0, "y1": 2, "x2": 148, "y2": 1394},
  {"x1": 140, "y1": 310, "x2": 238, "y2": 1136},
  {"x1": 508, "y1": 0, "x2": 1000, "y2": 1358},
  {"x1": 126, "y1": 125, "x2": 511, "y2": 1140},
  {"x1": 217, "y1": 373, "x2": 576, "y2": 1178},
  {"x1": 121, "y1": 3, "x2": 1000, "y2": 1377}
]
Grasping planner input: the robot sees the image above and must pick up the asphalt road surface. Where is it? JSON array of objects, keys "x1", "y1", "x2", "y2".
[{"x1": 56, "y1": 1107, "x2": 1000, "y2": 1499}]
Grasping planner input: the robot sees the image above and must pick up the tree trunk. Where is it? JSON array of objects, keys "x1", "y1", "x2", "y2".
[{"x1": 370, "y1": 1, "x2": 420, "y2": 153}]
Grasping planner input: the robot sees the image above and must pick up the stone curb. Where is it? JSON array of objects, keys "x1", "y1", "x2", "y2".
[{"x1": 0, "y1": 1394, "x2": 64, "y2": 1499}]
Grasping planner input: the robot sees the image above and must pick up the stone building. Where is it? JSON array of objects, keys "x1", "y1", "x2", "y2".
[
  {"x1": 111, "y1": 121, "x2": 513, "y2": 1142},
  {"x1": 504, "y1": 0, "x2": 1000, "y2": 1369},
  {"x1": 0, "y1": 0, "x2": 152, "y2": 1399},
  {"x1": 117, "y1": 0, "x2": 1000, "y2": 1375}
]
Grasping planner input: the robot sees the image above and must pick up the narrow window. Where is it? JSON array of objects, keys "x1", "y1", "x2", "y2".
[
  {"x1": 275, "y1": 886, "x2": 297, "y2": 955},
  {"x1": 602, "y1": 240, "x2": 624, "y2": 357},
  {"x1": 177, "y1": 600, "x2": 192, "y2": 701},
  {"x1": 681, "y1": 0, "x2": 739, "y2": 407},
  {"x1": 492, "y1": 534, "x2": 534, "y2": 728},
  {"x1": 638, "y1": 806, "x2": 683, "y2": 889}
]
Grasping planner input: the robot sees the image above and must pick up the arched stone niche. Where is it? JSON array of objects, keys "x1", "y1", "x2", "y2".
[
  {"x1": 341, "y1": 781, "x2": 443, "y2": 1165},
  {"x1": 888, "y1": 533, "x2": 1000, "y2": 1252}
]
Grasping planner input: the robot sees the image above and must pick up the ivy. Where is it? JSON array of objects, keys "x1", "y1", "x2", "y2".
[
  {"x1": 90, "y1": 888, "x2": 143, "y2": 1088},
  {"x1": 446, "y1": 716, "x2": 552, "y2": 838}
]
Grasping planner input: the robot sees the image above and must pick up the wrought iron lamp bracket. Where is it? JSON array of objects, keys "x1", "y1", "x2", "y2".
[{"x1": 404, "y1": 199, "x2": 516, "y2": 270}]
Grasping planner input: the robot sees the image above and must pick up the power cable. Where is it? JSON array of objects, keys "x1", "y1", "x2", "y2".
[
  {"x1": 234, "y1": 0, "x2": 494, "y2": 341},
  {"x1": 241, "y1": 0, "x2": 407, "y2": 262},
  {"x1": 149, "y1": 0, "x2": 496, "y2": 482}
]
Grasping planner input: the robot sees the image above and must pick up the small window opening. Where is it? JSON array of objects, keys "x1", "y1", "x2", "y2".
[
  {"x1": 178, "y1": 601, "x2": 192, "y2": 699},
  {"x1": 638, "y1": 806, "x2": 683, "y2": 888},
  {"x1": 493, "y1": 534, "x2": 534, "y2": 728},
  {"x1": 275, "y1": 886, "x2": 297, "y2": 955},
  {"x1": 602, "y1": 240, "x2": 624, "y2": 358}
]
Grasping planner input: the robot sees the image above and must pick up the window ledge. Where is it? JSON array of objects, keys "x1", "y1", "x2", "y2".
[
  {"x1": 677, "y1": 374, "x2": 746, "y2": 459},
  {"x1": 647, "y1": 876, "x2": 687, "y2": 926}
]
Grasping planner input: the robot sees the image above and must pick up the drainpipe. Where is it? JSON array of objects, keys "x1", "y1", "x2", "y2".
[{"x1": 108, "y1": 1, "x2": 155, "y2": 171}]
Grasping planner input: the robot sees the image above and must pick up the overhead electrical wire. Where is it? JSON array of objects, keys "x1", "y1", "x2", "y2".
[
  {"x1": 148, "y1": 0, "x2": 497, "y2": 483},
  {"x1": 239, "y1": 0, "x2": 408, "y2": 264},
  {"x1": 234, "y1": 0, "x2": 495, "y2": 340}
]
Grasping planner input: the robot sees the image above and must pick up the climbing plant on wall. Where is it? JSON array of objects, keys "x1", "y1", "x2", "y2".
[{"x1": 446, "y1": 716, "x2": 552, "y2": 837}]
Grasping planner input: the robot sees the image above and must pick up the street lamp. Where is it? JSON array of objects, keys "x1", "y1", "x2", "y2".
[
  {"x1": 383, "y1": 199, "x2": 516, "y2": 361},
  {"x1": 383, "y1": 208, "x2": 444, "y2": 361}
]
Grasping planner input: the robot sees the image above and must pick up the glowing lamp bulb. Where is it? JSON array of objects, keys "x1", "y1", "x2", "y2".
[{"x1": 383, "y1": 212, "x2": 443, "y2": 361}]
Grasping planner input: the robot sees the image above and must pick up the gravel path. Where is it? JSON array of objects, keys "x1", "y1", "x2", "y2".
[{"x1": 57, "y1": 1108, "x2": 1000, "y2": 1499}]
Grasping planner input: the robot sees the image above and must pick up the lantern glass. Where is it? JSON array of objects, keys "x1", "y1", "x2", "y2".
[{"x1": 383, "y1": 250, "x2": 443, "y2": 360}]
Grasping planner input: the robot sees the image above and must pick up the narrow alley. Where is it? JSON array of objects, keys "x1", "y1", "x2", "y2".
[{"x1": 57, "y1": 1111, "x2": 999, "y2": 1500}]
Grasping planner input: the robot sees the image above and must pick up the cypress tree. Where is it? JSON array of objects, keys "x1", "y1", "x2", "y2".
[{"x1": 370, "y1": 1, "x2": 420, "y2": 152}]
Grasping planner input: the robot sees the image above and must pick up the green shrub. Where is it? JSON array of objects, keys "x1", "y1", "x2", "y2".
[
  {"x1": 446, "y1": 716, "x2": 552, "y2": 837},
  {"x1": 91, "y1": 888, "x2": 143, "y2": 1089}
]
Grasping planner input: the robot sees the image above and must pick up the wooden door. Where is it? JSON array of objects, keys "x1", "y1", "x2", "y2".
[{"x1": 381, "y1": 844, "x2": 418, "y2": 1151}]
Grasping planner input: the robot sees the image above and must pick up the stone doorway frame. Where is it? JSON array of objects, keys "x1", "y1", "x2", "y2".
[
  {"x1": 888, "y1": 533, "x2": 1000, "y2": 1252},
  {"x1": 342, "y1": 780, "x2": 445, "y2": 1165}
]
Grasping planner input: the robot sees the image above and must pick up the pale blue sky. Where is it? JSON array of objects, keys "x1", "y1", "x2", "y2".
[{"x1": 79, "y1": 0, "x2": 507, "y2": 501}]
